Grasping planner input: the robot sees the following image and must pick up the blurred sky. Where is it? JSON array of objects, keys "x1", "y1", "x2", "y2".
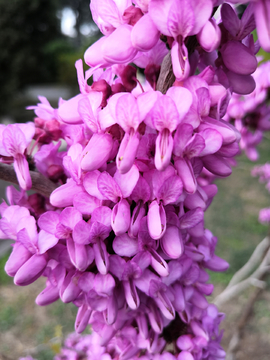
[{"x1": 60, "y1": 7, "x2": 97, "y2": 38}]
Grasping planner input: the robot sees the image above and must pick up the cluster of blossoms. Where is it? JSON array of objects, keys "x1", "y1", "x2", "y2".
[
  {"x1": 224, "y1": 60, "x2": 270, "y2": 161},
  {"x1": 0, "y1": 1, "x2": 267, "y2": 359},
  {"x1": 252, "y1": 163, "x2": 270, "y2": 224}
]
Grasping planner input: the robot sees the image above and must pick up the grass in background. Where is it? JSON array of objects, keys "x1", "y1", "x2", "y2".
[{"x1": 205, "y1": 136, "x2": 270, "y2": 284}]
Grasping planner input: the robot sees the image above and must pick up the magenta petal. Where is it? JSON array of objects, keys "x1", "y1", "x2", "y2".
[
  {"x1": 226, "y1": 70, "x2": 256, "y2": 95},
  {"x1": 203, "y1": 154, "x2": 232, "y2": 177},
  {"x1": 81, "y1": 133, "x2": 113, "y2": 172},
  {"x1": 157, "y1": 175, "x2": 183, "y2": 205},
  {"x1": 150, "y1": 249, "x2": 169, "y2": 277},
  {"x1": 91, "y1": 206, "x2": 112, "y2": 229},
  {"x1": 177, "y1": 351, "x2": 194, "y2": 360},
  {"x1": 203, "y1": 254, "x2": 229, "y2": 272},
  {"x1": 189, "y1": 0, "x2": 212, "y2": 35},
  {"x1": 129, "y1": 203, "x2": 146, "y2": 238},
  {"x1": 73, "y1": 191, "x2": 100, "y2": 215},
  {"x1": 69, "y1": 241, "x2": 94, "y2": 271},
  {"x1": 217, "y1": 142, "x2": 239, "y2": 158},
  {"x1": 198, "y1": 129, "x2": 222, "y2": 157},
  {"x1": 5, "y1": 242, "x2": 32, "y2": 277},
  {"x1": 198, "y1": 117, "x2": 239, "y2": 145},
  {"x1": 150, "y1": 283, "x2": 174, "y2": 320},
  {"x1": 113, "y1": 233, "x2": 139, "y2": 257},
  {"x1": 60, "y1": 207, "x2": 82, "y2": 229},
  {"x1": 116, "y1": 132, "x2": 140, "y2": 174},
  {"x1": 114, "y1": 165, "x2": 140, "y2": 198},
  {"x1": 73, "y1": 220, "x2": 91, "y2": 245},
  {"x1": 255, "y1": 0, "x2": 270, "y2": 52},
  {"x1": 240, "y1": 4, "x2": 256, "y2": 40},
  {"x1": 98, "y1": 171, "x2": 122, "y2": 203},
  {"x1": 149, "y1": 0, "x2": 174, "y2": 36},
  {"x1": 36, "y1": 285, "x2": 60, "y2": 306},
  {"x1": 3, "y1": 124, "x2": 28, "y2": 156},
  {"x1": 14, "y1": 254, "x2": 48, "y2": 286},
  {"x1": 197, "y1": 19, "x2": 221, "y2": 52},
  {"x1": 111, "y1": 199, "x2": 131, "y2": 236},
  {"x1": 160, "y1": 226, "x2": 184, "y2": 259},
  {"x1": 75, "y1": 304, "x2": 92, "y2": 334},
  {"x1": 190, "y1": 288, "x2": 208, "y2": 309},
  {"x1": 50, "y1": 179, "x2": 84, "y2": 208},
  {"x1": 103, "y1": 25, "x2": 138, "y2": 64},
  {"x1": 116, "y1": 93, "x2": 140, "y2": 132},
  {"x1": 78, "y1": 94, "x2": 101, "y2": 132},
  {"x1": 58, "y1": 94, "x2": 84, "y2": 124},
  {"x1": 196, "y1": 87, "x2": 211, "y2": 118},
  {"x1": 137, "y1": 91, "x2": 161, "y2": 124},
  {"x1": 104, "y1": 293, "x2": 117, "y2": 325},
  {"x1": 61, "y1": 272, "x2": 82, "y2": 303},
  {"x1": 94, "y1": 274, "x2": 115, "y2": 296},
  {"x1": 168, "y1": 0, "x2": 195, "y2": 38},
  {"x1": 89, "y1": 222, "x2": 110, "y2": 243},
  {"x1": 155, "y1": 131, "x2": 174, "y2": 171},
  {"x1": 175, "y1": 158, "x2": 197, "y2": 194},
  {"x1": 147, "y1": 302, "x2": 163, "y2": 334},
  {"x1": 184, "y1": 133, "x2": 205, "y2": 159},
  {"x1": 109, "y1": 255, "x2": 125, "y2": 279},
  {"x1": 131, "y1": 175, "x2": 151, "y2": 203},
  {"x1": 131, "y1": 13, "x2": 160, "y2": 51},
  {"x1": 173, "y1": 283, "x2": 185, "y2": 312},
  {"x1": 38, "y1": 211, "x2": 60, "y2": 234},
  {"x1": 221, "y1": 41, "x2": 257, "y2": 75},
  {"x1": 177, "y1": 335, "x2": 194, "y2": 351},
  {"x1": 166, "y1": 87, "x2": 193, "y2": 122},
  {"x1": 14, "y1": 155, "x2": 32, "y2": 191},
  {"x1": 221, "y1": 3, "x2": 241, "y2": 37},
  {"x1": 84, "y1": 36, "x2": 111, "y2": 67},
  {"x1": 152, "y1": 95, "x2": 179, "y2": 132},
  {"x1": 173, "y1": 123, "x2": 193, "y2": 157},
  {"x1": 38, "y1": 230, "x2": 59, "y2": 254},
  {"x1": 123, "y1": 279, "x2": 140, "y2": 310},
  {"x1": 179, "y1": 208, "x2": 204, "y2": 229},
  {"x1": 184, "y1": 192, "x2": 206, "y2": 211},
  {"x1": 147, "y1": 201, "x2": 166, "y2": 240},
  {"x1": 83, "y1": 170, "x2": 104, "y2": 200},
  {"x1": 93, "y1": 241, "x2": 110, "y2": 275},
  {"x1": 171, "y1": 40, "x2": 190, "y2": 81}
]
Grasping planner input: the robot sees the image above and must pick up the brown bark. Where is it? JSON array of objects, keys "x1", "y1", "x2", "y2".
[{"x1": 0, "y1": 163, "x2": 58, "y2": 198}]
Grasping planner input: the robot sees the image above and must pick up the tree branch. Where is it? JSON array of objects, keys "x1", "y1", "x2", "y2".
[
  {"x1": 213, "y1": 242, "x2": 270, "y2": 307},
  {"x1": 227, "y1": 237, "x2": 270, "y2": 288},
  {"x1": 0, "y1": 163, "x2": 58, "y2": 198},
  {"x1": 156, "y1": 36, "x2": 199, "y2": 94},
  {"x1": 156, "y1": 51, "x2": 175, "y2": 94}
]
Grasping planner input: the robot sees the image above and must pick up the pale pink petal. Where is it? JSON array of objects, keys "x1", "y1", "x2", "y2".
[
  {"x1": 73, "y1": 191, "x2": 100, "y2": 215},
  {"x1": 157, "y1": 175, "x2": 183, "y2": 205},
  {"x1": 98, "y1": 171, "x2": 122, "y2": 202},
  {"x1": 73, "y1": 220, "x2": 91, "y2": 245},
  {"x1": 131, "y1": 13, "x2": 160, "y2": 51},
  {"x1": 160, "y1": 226, "x2": 184, "y2": 259},
  {"x1": 58, "y1": 94, "x2": 84, "y2": 124},
  {"x1": 166, "y1": 87, "x2": 193, "y2": 123},
  {"x1": 114, "y1": 165, "x2": 140, "y2": 198},
  {"x1": 38, "y1": 230, "x2": 59, "y2": 254}
]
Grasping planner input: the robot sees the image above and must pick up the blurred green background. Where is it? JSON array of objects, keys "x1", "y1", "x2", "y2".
[{"x1": 0, "y1": 0, "x2": 101, "y2": 123}]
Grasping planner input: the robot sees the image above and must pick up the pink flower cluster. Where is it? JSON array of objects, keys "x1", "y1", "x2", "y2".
[
  {"x1": 0, "y1": 1, "x2": 264, "y2": 360},
  {"x1": 225, "y1": 61, "x2": 270, "y2": 161}
]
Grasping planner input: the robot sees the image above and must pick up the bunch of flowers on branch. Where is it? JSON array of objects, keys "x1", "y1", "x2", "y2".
[{"x1": 1, "y1": 1, "x2": 270, "y2": 359}]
